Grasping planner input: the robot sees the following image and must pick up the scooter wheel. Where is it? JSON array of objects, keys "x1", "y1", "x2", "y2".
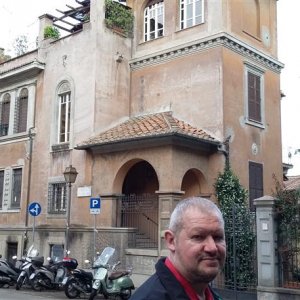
[
  {"x1": 31, "y1": 275, "x2": 43, "y2": 291},
  {"x1": 120, "y1": 289, "x2": 132, "y2": 300},
  {"x1": 64, "y1": 279, "x2": 80, "y2": 299},
  {"x1": 88, "y1": 288, "x2": 98, "y2": 300},
  {"x1": 16, "y1": 275, "x2": 25, "y2": 290}
]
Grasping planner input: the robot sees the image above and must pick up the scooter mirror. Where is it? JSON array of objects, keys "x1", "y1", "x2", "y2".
[
  {"x1": 84, "y1": 259, "x2": 90, "y2": 264},
  {"x1": 12, "y1": 255, "x2": 18, "y2": 260}
]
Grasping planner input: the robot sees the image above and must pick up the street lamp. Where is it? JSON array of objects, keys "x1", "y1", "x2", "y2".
[{"x1": 63, "y1": 165, "x2": 78, "y2": 256}]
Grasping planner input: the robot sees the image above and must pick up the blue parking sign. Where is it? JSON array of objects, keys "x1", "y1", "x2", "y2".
[{"x1": 90, "y1": 197, "x2": 101, "y2": 214}]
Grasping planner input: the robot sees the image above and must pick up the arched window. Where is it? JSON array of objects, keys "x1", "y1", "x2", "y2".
[
  {"x1": 0, "y1": 93, "x2": 10, "y2": 136},
  {"x1": 15, "y1": 88, "x2": 28, "y2": 133},
  {"x1": 57, "y1": 82, "x2": 71, "y2": 143},
  {"x1": 180, "y1": 0, "x2": 204, "y2": 30},
  {"x1": 144, "y1": 0, "x2": 164, "y2": 41}
]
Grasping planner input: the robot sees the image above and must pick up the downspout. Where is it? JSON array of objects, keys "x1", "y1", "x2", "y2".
[
  {"x1": 23, "y1": 126, "x2": 34, "y2": 254},
  {"x1": 218, "y1": 136, "x2": 231, "y2": 169}
]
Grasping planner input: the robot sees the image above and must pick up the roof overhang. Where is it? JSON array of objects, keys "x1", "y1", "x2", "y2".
[
  {"x1": 0, "y1": 60, "x2": 45, "y2": 88},
  {"x1": 75, "y1": 132, "x2": 220, "y2": 155}
]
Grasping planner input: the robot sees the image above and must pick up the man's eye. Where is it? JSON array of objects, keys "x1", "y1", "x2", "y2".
[{"x1": 214, "y1": 235, "x2": 224, "y2": 242}]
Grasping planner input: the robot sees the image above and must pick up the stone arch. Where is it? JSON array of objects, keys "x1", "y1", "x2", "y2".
[
  {"x1": 181, "y1": 168, "x2": 209, "y2": 198},
  {"x1": 113, "y1": 159, "x2": 159, "y2": 248}
]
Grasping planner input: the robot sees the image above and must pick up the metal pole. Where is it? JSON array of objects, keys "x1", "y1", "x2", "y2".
[
  {"x1": 94, "y1": 214, "x2": 96, "y2": 261},
  {"x1": 32, "y1": 216, "x2": 35, "y2": 244},
  {"x1": 65, "y1": 182, "x2": 72, "y2": 256}
]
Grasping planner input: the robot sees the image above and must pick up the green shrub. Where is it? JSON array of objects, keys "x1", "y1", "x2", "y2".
[
  {"x1": 105, "y1": 0, "x2": 134, "y2": 36},
  {"x1": 44, "y1": 26, "x2": 60, "y2": 39},
  {"x1": 215, "y1": 166, "x2": 256, "y2": 289}
]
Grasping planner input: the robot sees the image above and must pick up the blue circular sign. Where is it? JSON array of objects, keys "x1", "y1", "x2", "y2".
[{"x1": 28, "y1": 202, "x2": 41, "y2": 217}]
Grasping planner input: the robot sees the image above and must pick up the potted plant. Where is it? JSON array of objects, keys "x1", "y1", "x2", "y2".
[
  {"x1": 105, "y1": 0, "x2": 134, "y2": 36},
  {"x1": 44, "y1": 26, "x2": 61, "y2": 39}
]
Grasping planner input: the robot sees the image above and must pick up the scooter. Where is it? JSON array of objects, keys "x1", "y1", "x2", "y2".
[
  {"x1": 29, "y1": 255, "x2": 78, "y2": 291},
  {"x1": 15, "y1": 244, "x2": 43, "y2": 290},
  {"x1": 0, "y1": 254, "x2": 21, "y2": 287},
  {"x1": 64, "y1": 267, "x2": 93, "y2": 298},
  {"x1": 88, "y1": 247, "x2": 135, "y2": 300}
]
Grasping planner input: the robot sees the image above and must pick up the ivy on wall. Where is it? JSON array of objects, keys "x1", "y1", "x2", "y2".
[{"x1": 273, "y1": 176, "x2": 300, "y2": 282}]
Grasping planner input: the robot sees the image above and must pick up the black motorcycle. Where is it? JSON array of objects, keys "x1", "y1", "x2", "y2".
[
  {"x1": 0, "y1": 254, "x2": 21, "y2": 287},
  {"x1": 64, "y1": 268, "x2": 93, "y2": 298}
]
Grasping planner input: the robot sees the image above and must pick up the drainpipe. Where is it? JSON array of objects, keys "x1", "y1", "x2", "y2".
[
  {"x1": 218, "y1": 136, "x2": 231, "y2": 168},
  {"x1": 23, "y1": 126, "x2": 34, "y2": 254}
]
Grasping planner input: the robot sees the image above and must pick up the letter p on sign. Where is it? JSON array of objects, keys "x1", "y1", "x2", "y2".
[{"x1": 90, "y1": 197, "x2": 101, "y2": 214}]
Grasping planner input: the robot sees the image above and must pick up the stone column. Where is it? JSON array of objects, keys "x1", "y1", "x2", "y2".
[
  {"x1": 254, "y1": 195, "x2": 279, "y2": 299},
  {"x1": 156, "y1": 191, "x2": 184, "y2": 256}
]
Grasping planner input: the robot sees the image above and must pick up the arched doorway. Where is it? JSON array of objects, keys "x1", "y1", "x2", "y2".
[
  {"x1": 121, "y1": 161, "x2": 159, "y2": 248},
  {"x1": 181, "y1": 168, "x2": 208, "y2": 198}
]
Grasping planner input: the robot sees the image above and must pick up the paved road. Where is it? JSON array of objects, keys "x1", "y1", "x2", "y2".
[
  {"x1": 0, "y1": 286, "x2": 95, "y2": 300},
  {"x1": 0, "y1": 286, "x2": 117, "y2": 299}
]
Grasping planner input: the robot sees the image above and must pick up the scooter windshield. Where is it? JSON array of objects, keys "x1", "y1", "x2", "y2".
[
  {"x1": 93, "y1": 247, "x2": 115, "y2": 267},
  {"x1": 27, "y1": 244, "x2": 39, "y2": 258}
]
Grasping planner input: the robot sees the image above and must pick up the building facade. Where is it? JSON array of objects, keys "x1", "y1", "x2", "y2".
[{"x1": 0, "y1": 0, "x2": 283, "y2": 283}]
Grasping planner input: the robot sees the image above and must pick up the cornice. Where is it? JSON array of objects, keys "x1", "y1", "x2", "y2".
[{"x1": 130, "y1": 32, "x2": 284, "y2": 73}]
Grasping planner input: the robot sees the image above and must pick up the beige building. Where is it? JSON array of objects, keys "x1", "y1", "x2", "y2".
[{"x1": 0, "y1": 0, "x2": 283, "y2": 282}]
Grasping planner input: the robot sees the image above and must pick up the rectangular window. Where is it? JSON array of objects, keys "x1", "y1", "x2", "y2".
[
  {"x1": 249, "y1": 161, "x2": 263, "y2": 211},
  {"x1": 248, "y1": 72, "x2": 261, "y2": 122},
  {"x1": 180, "y1": 0, "x2": 204, "y2": 30},
  {"x1": 48, "y1": 182, "x2": 67, "y2": 214},
  {"x1": 11, "y1": 168, "x2": 22, "y2": 209},
  {"x1": 144, "y1": 2, "x2": 164, "y2": 41},
  {"x1": 245, "y1": 65, "x2": 264, "y2": 126},
  {"x1": 0, "y1": 170, "x2": 4, "y2": 209}
]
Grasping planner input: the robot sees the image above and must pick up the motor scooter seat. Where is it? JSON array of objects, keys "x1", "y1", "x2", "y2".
[{"x1": 109, "y1": 271, "x2": 129, "y2": 280}]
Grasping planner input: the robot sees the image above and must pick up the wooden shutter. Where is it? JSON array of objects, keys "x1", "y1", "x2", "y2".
[
  {"x1": 249, "y1": 162, "x2": 263, "y2": 210},
  {"x1": 248, "y1": 72, "x2": 261, "y2": 122},
  {"x1": 11, "y1": 168, "x2": 22, "y2": 209}
]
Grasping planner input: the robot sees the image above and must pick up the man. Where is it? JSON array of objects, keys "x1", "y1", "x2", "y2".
[{"x1": 130, "y1": 197, "x2": 225, "y2": 300}]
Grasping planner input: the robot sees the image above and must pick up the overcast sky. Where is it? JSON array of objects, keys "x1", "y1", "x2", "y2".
[{"x1": 0, "y1": 0, "x2": 299, "y2": 175}]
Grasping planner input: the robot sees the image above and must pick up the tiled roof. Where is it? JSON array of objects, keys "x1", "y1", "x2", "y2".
[
  {"x1": 284, "y1": 175, "x2": 300, "y2": 191},
  {"x1": 77, "y1": 111, "x2": 219, "y2": 149}
]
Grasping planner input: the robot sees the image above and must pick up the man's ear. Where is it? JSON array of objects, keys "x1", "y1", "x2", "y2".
[{"x1": 164, "y1": 229, "x2": 176, "y2": 252}]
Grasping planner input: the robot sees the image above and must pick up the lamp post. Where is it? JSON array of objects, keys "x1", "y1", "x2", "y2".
[{"x1": 63, "y1": 165, "x2": 78, "y2": 256}]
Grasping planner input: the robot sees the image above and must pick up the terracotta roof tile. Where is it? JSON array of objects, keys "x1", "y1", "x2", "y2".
[
  {"x1": 284, "y1": 175, "x2": 300, "y2": 190},
  {"x1": 77, "y1": 111, "x2": 218, "y2": 148}
]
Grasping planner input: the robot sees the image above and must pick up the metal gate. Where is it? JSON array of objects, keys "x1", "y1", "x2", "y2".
[
  {"x1": 120, "y1": 193, "x2": 158, "y2": 248},
  {"x1": 212, "y1": 204, "x2": 257, "y2": 300}
]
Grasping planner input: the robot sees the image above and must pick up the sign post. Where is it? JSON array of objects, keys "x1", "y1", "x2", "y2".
[
  {"x1": 90, "y1": 197, "x2": 101, "y2": 260},
  {"x1": 28, "y1": 202, "x2": 41, "y2": 243}
]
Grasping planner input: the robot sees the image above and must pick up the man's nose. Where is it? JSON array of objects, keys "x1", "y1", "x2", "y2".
[{"x1": 204, "y1": 236, "x2": 218, "y2": 252}]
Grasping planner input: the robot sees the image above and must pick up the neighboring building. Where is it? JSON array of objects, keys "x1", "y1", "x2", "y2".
[{"x1": 0, "y1": 0, "x2": 283, "y2": 283}]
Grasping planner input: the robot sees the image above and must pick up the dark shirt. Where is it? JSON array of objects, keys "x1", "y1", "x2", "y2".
[{"x1": 129, "y1": 257, "x2": 222, "y2": 300}]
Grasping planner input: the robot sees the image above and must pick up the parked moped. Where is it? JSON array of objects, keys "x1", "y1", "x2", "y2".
[
  {"x1": 30, "y1": 255, "x2": 78, "y2": 291},
  {"x1": 88, "y1": 247, "x2": 134, "y2": 300},
  {"x1": 15, "y1": 244, "x2": 42, "y2": 290},
  {"x1": 0, "y1": 254, "x2": 20, "y2": 287}
]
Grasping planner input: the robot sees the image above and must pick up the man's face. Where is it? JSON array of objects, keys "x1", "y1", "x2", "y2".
[{"x1": 166, "y1": 208, "x2": 226, "y2": 284}]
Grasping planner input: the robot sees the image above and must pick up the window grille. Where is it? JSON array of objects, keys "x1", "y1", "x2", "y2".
[
  {"x1": 48, "y1": 182, "x2": 67, "y2": 214},
  {"x1": 11, "y1": 168, "x2": 22, "y2": 209}
]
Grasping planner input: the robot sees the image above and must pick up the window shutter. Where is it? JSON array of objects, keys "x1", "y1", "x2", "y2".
[
  {"x1": 248, "y1": 72, "x2": 261, "y2": 122},
  {"x1": 11, "y1": 168, "x2": 22, "y2": 209},
  {"x1": 249, "y1": 162, "x2": 263, "y2": 211}
]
